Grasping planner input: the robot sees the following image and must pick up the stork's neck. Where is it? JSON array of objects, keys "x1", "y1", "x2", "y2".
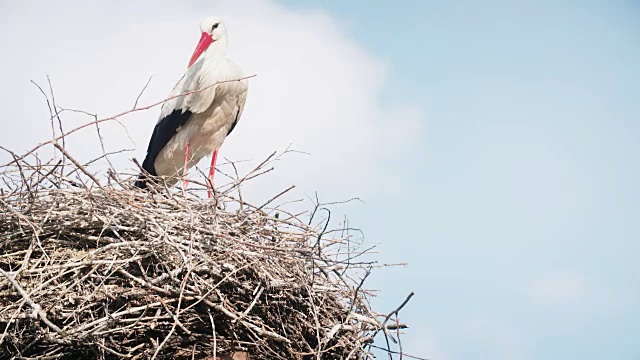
[{"x1": 203, "y1": 38, "x2": 228, "y2": 62}]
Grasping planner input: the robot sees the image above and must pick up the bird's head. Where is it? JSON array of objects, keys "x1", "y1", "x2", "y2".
[{"x1": 188, "y1": 16, "x2": 228, "y2": 68}]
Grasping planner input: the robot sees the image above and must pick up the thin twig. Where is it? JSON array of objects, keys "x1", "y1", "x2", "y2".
[
  {"x1": 371, "y1": 292, "x2": 415, "y2": 341},
  {"x1": 133, "y1": 75, "x2": 153, "y2": 109},
  {"x1": 53, "y1": 142, "x2": 102, "y2": 188}
]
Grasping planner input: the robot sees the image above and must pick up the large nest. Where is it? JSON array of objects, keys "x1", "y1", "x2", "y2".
[{"x1": 0, "y1": 138, "x2": 411, "y2": 359}]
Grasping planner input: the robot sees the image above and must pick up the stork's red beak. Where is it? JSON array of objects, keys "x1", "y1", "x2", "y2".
[{"x1": 188, "y1": 32, "x2": 214, "y2": 68}]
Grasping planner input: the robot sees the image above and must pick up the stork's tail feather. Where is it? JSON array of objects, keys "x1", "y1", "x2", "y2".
[
  {"x1": 135, "y1": 153, "x2": 158, "y2": 190},
  {"x1": 134, "y1": 174, "x2": 149, "y2": 189}
]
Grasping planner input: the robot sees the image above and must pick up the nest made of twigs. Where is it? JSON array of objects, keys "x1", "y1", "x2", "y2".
[{"x1": 0, "y1": 144, "x2": 409, "y2": 360}]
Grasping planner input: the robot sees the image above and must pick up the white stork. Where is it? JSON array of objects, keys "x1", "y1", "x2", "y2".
[{"x1": 135, "y1": 16, "x2": 248, "y2": 197}]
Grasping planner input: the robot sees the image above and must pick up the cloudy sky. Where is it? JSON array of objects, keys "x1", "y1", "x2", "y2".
[{"x1": 1, "y1": 0, "x2": 639, "y2": 359}]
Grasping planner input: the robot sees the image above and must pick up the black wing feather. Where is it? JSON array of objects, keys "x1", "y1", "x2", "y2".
[
  {"x1": 226, "y1": 107, "x2": 241, "y2": 137},
  {"x1": 134, "y1": 109, "x2": 193, "y2": 188}
]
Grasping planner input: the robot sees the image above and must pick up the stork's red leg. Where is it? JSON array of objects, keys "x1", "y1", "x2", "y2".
[
  {"x1": 207, "y1": 149, "x2": 218, "y2": 198},
  {"x1": 182, "y1": 143, "x2": 190, "y2": 196}
]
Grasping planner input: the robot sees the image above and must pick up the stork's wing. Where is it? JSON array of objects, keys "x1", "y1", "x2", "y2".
[
  {"x1": 136, "y1": 60, "x2": 217, "y2": 183},
  {"x1": 226, "y1": 85, "x2": 248, "y2": 137},
  {"x1": 139, "y1": 109, "x2": 192, "y2": 178}
]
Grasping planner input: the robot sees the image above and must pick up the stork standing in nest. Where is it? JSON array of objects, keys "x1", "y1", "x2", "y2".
[{"x1": 135, "y1": 16, "x2": 249, "y2": 198}]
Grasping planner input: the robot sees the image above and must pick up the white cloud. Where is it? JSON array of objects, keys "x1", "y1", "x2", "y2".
[{"x1": 0, "y1": 0, "x2": 423, "y2": 206}]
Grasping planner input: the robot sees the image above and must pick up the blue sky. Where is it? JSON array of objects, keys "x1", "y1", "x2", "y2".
[
  {"x1": 1, "y1": 0, "x2": 639, "y2": 359},
  {"x1": 276, "y1": 1, "x2": 640, "y2": 359}
]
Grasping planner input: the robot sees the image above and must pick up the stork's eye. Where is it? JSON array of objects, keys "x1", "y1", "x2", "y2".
[{"x1": 211, "y1": 23, "x2": 219, "y2": 31}]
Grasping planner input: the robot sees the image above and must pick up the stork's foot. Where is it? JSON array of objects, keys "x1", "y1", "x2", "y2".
[
  {"x1": 207, "y1": 149, "x2": 218, "y2": 199},
  {"x1": 182, "y1": 143, "x2": 191, "y2": 197},
  {"x1": 206, "y1": 172, "x2": 215, "y2": 199},
  {"x1": 182, "y1": 178, "x2": 189, "y2": 197},
  {"x1": 207, "y1": 177, "x2": 215, "y2": 199}
]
